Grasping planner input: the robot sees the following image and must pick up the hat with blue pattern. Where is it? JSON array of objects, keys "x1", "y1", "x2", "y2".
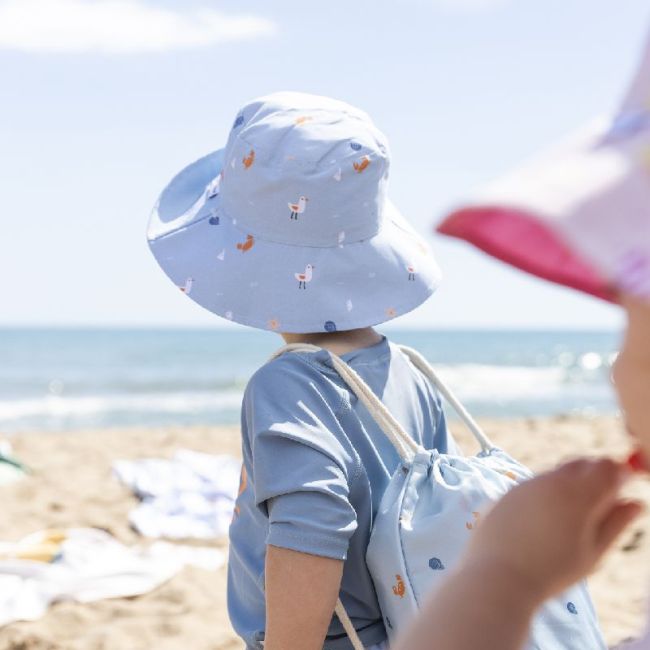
[{"x1": 147, "y1": 92, "x2": 441, "y2": 332}]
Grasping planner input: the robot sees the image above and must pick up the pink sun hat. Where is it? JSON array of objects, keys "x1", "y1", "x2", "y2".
[{"x1": 437, "y1": 30, "x2": 650, "y2": 304}]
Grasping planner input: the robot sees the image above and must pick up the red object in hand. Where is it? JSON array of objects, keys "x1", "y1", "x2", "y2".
[{"x1": 627, "y1": 449, "x2": 648, "y2": 473}]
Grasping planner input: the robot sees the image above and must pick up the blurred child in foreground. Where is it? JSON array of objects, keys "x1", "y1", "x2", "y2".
[{"x1": 396, "y1": 29, "x2": 650, "y2": 650}]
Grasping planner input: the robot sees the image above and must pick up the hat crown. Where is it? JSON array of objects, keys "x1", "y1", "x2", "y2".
[{"x1": 219, "y1": 92, "x2": 390, "y2": 247}]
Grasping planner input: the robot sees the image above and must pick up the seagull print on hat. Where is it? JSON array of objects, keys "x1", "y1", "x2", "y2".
[
  {"x1": 180, "y1": 278, "x2": 193, "y2": 294},
  {"x1": 466, "y1": 511, "x2": 481, "y2": 530},
  {"x1": 206, "y1": 177, "x2": 221, "y2": 199},
  {"x1": 288, "y1": 196, "x2": 309, "y2": 220},
  {"x1": 295, "y1": 264, "x2": 314, "y2": 289},
  {"x1": 407, "y1": 264, "x2": 416, "y2": 280}
]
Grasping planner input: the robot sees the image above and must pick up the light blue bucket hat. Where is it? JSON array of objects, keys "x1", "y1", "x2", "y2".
[{"x1": 147, "y1": 92, "x2": 442, "y2": 333}]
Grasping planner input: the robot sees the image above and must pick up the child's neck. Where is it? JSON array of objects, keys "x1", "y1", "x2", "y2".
[{"x1": 280, "y1": 327, "x2": 383, "y2": 356}]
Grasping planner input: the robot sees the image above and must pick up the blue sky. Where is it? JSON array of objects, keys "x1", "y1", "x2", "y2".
[{"x1": 2, "y1": 0, "x2": 648, "y2": 330}]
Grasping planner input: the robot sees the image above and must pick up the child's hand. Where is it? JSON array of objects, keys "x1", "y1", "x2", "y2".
[{"x1": 463, "y1": 458, "x2": 643, "y2": 604}]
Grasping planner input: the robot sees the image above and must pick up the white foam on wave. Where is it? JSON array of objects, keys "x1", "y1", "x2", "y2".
[
  {"x1": 0, "y1": 390, "x2": 244, "y2": 423},
  {"x1": 433, "y1": 363, "x2": 609, "y2": 402},
  {"x1": 0, "y1": 362, "x2": 614, "y2": 428}
]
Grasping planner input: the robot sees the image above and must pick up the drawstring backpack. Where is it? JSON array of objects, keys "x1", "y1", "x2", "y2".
[{"x1": 273, "y1": 343, "x2": 606, "y2": 650}]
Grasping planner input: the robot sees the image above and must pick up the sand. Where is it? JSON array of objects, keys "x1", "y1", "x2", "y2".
[{"x1": 0, "y1": 416, "x2": 649, "y2": 650}]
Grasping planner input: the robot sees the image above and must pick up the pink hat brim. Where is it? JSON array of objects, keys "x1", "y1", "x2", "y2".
[{"x1": 438, "y1": 205, "x2": 617, "y2": 303}]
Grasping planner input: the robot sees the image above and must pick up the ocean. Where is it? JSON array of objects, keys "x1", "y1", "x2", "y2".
[{"x1": 0, "y1": 328, "x2": 622, "y2": 434}]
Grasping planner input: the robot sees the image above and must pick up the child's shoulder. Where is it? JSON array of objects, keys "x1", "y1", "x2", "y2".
[
  {"x1": 245, "y1": 348, "x2": 343, "y2": 402},
  {"x1": 246, "y1": 338, "x2": 414, "y2": 400}
]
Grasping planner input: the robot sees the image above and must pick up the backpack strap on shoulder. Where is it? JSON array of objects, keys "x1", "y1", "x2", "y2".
[
  {"x1": 398, "y1": 345, "x2": 494, "y2": 453},
  {"x1": 271, "y1": 343, "x2": 420, "y2": 462}
]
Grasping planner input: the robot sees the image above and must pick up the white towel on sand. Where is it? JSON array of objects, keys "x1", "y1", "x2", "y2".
[
  {"x1": 113, "y1": 450, "x2": 241, "y2": 539},
  {"x1": 0, "y1": 528, "x2": 224, "y2": 627}
]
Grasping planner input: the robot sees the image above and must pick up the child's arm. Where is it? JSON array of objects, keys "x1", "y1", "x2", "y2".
[
  {"x1": 394, "y1": 459, "x2": 642, "y2": 650},
  {"x1": 264, "y1": 545, "x2": 343, "y2": 650}
]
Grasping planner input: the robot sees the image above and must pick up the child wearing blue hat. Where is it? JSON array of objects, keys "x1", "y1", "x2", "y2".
[{"x1": 147, "y1": 91, "x2": 454, "y2": 650}]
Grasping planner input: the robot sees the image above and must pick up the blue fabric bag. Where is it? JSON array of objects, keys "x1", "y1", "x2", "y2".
[{"x1": 275, "y1": 344, "x2": 606, "y2": 650}]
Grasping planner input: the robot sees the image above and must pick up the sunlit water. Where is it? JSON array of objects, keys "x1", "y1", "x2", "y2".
[{"x1": 0, "y1": 328, "x2": 621, "y2": 433}]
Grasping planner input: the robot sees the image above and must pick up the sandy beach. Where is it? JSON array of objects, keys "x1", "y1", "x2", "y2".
[{"x1": 1, "y1": 415, "x2": 648, "y2": 650}]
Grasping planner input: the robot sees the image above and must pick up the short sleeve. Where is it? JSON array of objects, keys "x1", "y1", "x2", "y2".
[{"x1": 244, "y1": 355, "x2": 360, "y2": 560}]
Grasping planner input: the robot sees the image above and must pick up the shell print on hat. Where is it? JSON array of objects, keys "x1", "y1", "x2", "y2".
[{"x1": 147, "y1": 91, "x2": 442, "y2": 332}]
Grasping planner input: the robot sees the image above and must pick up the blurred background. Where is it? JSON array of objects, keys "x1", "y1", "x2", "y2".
[{"x1": 2, "y1": 0, "x2": 649, "y2": 432}]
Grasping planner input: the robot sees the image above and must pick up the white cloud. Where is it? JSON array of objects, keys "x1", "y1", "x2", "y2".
[{"x1": 0, "y1": 0, "x2": 276, "y2": 53}]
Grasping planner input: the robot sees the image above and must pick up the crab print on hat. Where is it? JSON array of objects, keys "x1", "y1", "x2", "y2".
[
  {"x1": 236, "y1": 235, "x2": 254, "y2": 252},
  {"x1": 288, "y1": 196, "x2": 309, "y2": 220},
  {"x1": 391, "y1": 574, "x2": 405, "y2": 598},
  {"x1": 353, "y1": 155, "x2": 371, "y2": 173},
  {"x1": 242, "y1": 150, "x2": 255, "y2": 169}
]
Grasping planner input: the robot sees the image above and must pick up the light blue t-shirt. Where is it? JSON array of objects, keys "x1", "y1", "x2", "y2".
[{"x1": 227, "y1": 337, "x2": 456, "y2": 650}]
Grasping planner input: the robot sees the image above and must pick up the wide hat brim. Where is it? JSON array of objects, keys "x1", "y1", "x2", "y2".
[{"x1": 148, "y1": 149, "x2": 441, "y2": 333}]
